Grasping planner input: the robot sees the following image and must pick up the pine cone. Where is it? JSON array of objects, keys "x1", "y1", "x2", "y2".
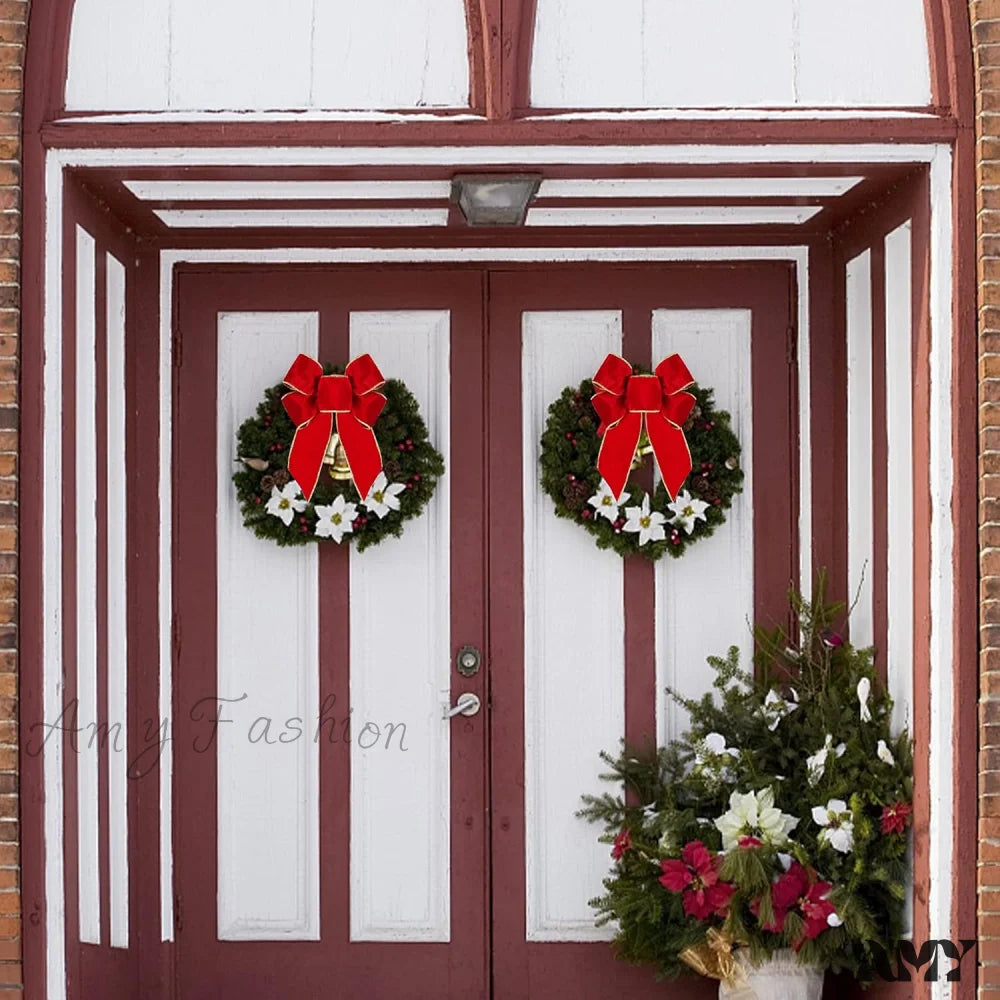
[
  {"x1": 384, "y1": 459, "x2": 402, "y2": 479},
  {"x1": 562, "y1": 481, "x2": 589, "y2": 511},
  {"x1": 259, "y1": 475, "x2": 276, "y2": 492},
  {"x1": 273, "y1": 468, "x2": 291, "y2": 488}
]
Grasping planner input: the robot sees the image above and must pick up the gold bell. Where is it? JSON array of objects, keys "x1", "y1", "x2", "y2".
[
  {"x1": 323, "y1": 433, "x2": 352, "y2": 480},
  {"x1": 630, "y1": 428, "x2": 655, "y2": 471}
]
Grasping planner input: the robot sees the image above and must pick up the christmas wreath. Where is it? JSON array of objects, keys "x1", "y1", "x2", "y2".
[
  {"x1": 540, "y1": 354, "x2": 743, "y2": 561},
  {"x1": 233, "y1": 354, "x2": 444, "y2": 551}
]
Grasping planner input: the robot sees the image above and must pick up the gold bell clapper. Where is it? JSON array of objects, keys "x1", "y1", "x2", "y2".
[
  {"x1": 323, "y1": 433, "x2": 352, "y2": 480},
  {"x1": 630, "y1": 428, "x2": 655, "y2": 470}
]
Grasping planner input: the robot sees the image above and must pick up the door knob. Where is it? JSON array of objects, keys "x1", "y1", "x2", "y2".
[{"x1": 444, "y1": 692, "x2": 481, "y2": 719}]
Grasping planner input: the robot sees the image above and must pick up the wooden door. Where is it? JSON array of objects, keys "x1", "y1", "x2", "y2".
[
  {"x1": 488, "y1": 264, "x2": 797, "y2": 999},
  {"x1": 171, "y1": 263, "x2": 796, "y2": 999},
  {"x1": 172, "y1": 268, "x2": 488, "y2": 999}
]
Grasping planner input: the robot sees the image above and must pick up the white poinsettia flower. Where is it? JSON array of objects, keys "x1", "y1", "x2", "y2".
[
  {"x1": 857, "y1": 677, "x2": 872, "y2": 722},
  {"x1": 362, "y1": 472, "x2": 406, "y2": 519},
  {"x1": 806, "y1": 734, "x2": 847, "y2": 786},
  {"x1": 266, "y1": 482, "x2": 306, "y2": 526},
  {"x1": 313, "y1": 495, "x2": 358, "y2": 544},
  {"x1": 666, "y1": 489, "x2": 710, "y2": 535},
  {"x1": 876, "y1": 739, "x2": 896, "y2": 767},
  {"x1": 702, "y1": 732, "x2": 737, "y2": 758},
  {"x1": 714, "y1": 787, "x2": 799, "y2": 852},
  {"x1": 762, "y1": 688, "x2": 799, "y2": 731},
  {"x1": 812, "y1": 798, "x2": 855, "y2": 854},
  {"x1": 623, "y1": 494, "x2": 667, "y2": 546},
  {"x1": 587, "y1": 480, "x2": 621, "y2": 523}
]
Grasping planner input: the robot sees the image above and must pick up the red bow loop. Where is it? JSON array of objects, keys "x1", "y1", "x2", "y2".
[
  {"x1": 280, "y1": 353, "x2": 386, "y2": 502},
  {"x1": 590, "y1": 352, "x2": 696, "y2": 502}
]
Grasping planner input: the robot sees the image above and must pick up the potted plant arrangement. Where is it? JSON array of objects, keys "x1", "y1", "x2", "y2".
[{"x1": 581, "y1": 579, "x2": 913, "y2": 999}]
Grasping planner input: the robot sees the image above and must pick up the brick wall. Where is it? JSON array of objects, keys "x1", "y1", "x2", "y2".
[
  {"x1": 0, "y1": 0, "x2": 22, "y2": 995},
  {"x1": 981, "y1": 0, "x2": 1000, "y2": 996}
]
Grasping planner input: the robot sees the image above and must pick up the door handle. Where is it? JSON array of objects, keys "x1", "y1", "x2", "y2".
[{"x1": 444, "y1": 692, "x2": 481, "y2": 719}]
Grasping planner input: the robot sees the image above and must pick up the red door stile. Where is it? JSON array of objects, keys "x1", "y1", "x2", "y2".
[
  {"x1": 173, "y1": 267, "x2": 488, "y2": 999},
  {"x1": 487, "y1": 265, "x2": 797, "y2": 1000}
]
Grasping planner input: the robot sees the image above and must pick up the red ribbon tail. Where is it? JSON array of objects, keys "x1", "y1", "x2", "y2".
[
  {"x1": 646, "y1": 416, "x2": 692, "y2": 500},
  {"x1": 596, "y1": 412, "x2": 643, "y2": 501},
  {"x1": 337, "y1": 413, "x2": 384, "y2": 500},
  {"x1": 287, "y1": 413, "x2": 334, "y2": 501}
]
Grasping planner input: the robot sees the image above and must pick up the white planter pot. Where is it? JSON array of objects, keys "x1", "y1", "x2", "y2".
[{"x1": 718, "y1": 949, "x2": 825, "y2": 1000}]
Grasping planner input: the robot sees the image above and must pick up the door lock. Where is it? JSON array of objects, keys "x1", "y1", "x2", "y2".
[
  {"x1": 444, "y1": 692, "x2": 481, "y2": 719},
  {"x1": 456, "y1": 645, "x2": 482, "y2": 677}
]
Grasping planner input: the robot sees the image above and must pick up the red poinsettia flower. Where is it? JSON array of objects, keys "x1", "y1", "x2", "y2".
[
  {"x1": 757, "y1": 862, "x2": 838, "y2": 948},
  {"x1": 659, "y1": 841, "x2": 735, "y2": 921},
  {"x1": 612, "y1": 828, "x2": 632, "y2": 860},
  {"x1": 880, "y1": 801, "x2": 913, "y2": 836},
  {"x1": 738, "y1": 836, "x2": 763, "y2": 849}
]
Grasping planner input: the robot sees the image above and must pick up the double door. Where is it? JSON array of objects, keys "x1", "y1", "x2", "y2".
[{"x1": 172, "y1": 264, "x2": 795, "y2": 999}]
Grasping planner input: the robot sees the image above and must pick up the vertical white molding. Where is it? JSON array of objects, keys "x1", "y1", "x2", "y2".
[
  {"x1": 216, "y1": 313, "x2": 320, "y2": 941},
  {"x1": 884, "y1": 223, "x2": 915, "y2": 734},
  {"x1": 885, "y1": 222, "x2": 916, "y2": 941},
  {"x1": 928, "y1": 147, "x2": 955, "y2": 995},
  {"x1": 349, "y1": 312, "x2": 451, "y2": 941},
  {"x1": 523, "y1": 311, "x2": 623, "y2": 941},
  {"x1": 653, "y1": 311, "x2": 754, "y2": 744},
  {"x1": 43, "y1": 152, "x2": 68, "y2": 998},
  {"x1": 105, "y1": 254, "x2": 130, "y2": 948},
  {"x1": 846, "y1": 249, "x2": 874, "y2": 646},
  {"x1": 796, "y1": 251, "x2": 813, "y2": 599},
  {"x1": 158, "y1": 253, "x2": 174, "y2": 941},
  {"x1": 75, "y1": 226, "x2": 101, "y2": 946}
]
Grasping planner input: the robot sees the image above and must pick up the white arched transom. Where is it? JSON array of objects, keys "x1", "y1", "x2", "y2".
[
  {"x1": 531, "y1": 0, "x2": 933, "y2": 109},
  {"x1": 65, "y1": 0, "x2": 470, "y2": 113}
]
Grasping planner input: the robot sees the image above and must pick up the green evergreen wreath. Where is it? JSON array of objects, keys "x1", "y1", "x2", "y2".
[
  {"x1": 233, "y1": 373, "x2": 444, "y2": 551},
  {"x1": 540, "y1": 381, "x2": 744, "y2": 561}
]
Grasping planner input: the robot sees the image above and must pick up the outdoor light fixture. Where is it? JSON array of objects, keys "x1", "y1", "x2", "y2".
[{"x1": 450, "y1": 173, "x2": 542, "y2": 227}]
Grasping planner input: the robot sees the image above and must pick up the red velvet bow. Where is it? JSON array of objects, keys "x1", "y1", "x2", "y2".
[
  {"x1": 591, "y1": 353, "x2": 696, "y2": 501},
  {"x1": 281, "y1": 353, "x2": 387, "y2": 501}
]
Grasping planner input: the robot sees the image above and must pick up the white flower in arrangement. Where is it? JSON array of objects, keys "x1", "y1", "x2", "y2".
[
  {"x1": 623, "y1": 495, "x2": 667, "y2": 546},
  {"x1": 805, "y1": 734, "x2": 846, "y2": 786},
  {"x1": 857, "y1": 677, "x2": 872, "y2": 722},
  {"x1": 362, "y1": 472, "x2": 406, "y2": 519},
  {"x1": 265, "y1": 483, "x2": 307, "y2": 526},
  {"x1": 714, "y1": 787, "x2": 799, "y2": 852},
  {"x1": 587, "y1": 480, "x2": 621, "y2": 523},
  {"x1": 812, "y1": 798, "x2": 855, "y2": 854},
  {"x1": 313, "y1": 495, "x2": 358, "y2": 544},
  {"x1": 761, "y1": 687, "x2": 799, "y2": 731},
  {"x1": 665, "y1": 489, "x2": 710, "y2": 535},
  {"x1": 876, "y1": 739, "x2": 896, "y2": 767},
  {"x1": 700, "y1": 732, "x2": 737, "y2": 759}
]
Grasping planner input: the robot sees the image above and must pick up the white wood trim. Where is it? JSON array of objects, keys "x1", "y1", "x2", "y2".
[
  {"x1": 105, "y1": 253, "x2": 130, "y2": 949},
  {"x1": 884, "y1": 219, "x2": 916, "y2": 943},
  {"x1": 522, "y1": 311, "x2": 623, "y2": 942},
  {"x1": 846, "y1": 249, "x2": 875, "y2": 647},
  {"x1": 927, "y1": 146, "x2": 955, "y2": 994},
  {"x1": 538, "y1": 177, "x2": 864, "y2": 198},
  {"x1": 154, "y1": 208, "x2": 450, "y2": 229},
  {"x1": 526, "y1": 206, "x2": 823, "y2": 227},
  {"x1": 124, "y1": 179, "x2": 453, "y2": 201},
  {"x1": 51, "y1": 144, "x2": 942, "y2": 170},
  {"x1": 884, "y1": 222, "x2": 915, "y2": 734},
  {"x1": 215, "y1": 312, "x2": 321, "y2": 942},
  {"x1": 43, "y1": 152, "x2": 68, "y2": 997},
  {"x1": 653, "y1": 310, "x2": 754, "y2": 745},
  {"x1": 75, "y1": 226, "x2": 101, "y2": 946},
  {"x1": 349, "y1": 311, "x2": 452, "y2": 942}
]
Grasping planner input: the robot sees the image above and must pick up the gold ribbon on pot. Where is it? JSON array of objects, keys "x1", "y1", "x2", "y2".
[{"x1": 680, "y1": 929, "x2": 756, "y2": 999}]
